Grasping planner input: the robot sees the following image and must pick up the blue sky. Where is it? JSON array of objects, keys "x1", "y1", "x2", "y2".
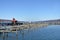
[{"x1": 0, "y1": 0, "x2": 60, "y2": 21}]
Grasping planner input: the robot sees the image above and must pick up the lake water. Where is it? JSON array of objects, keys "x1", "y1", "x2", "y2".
[{"x1": 0, "y1": 25, "x2": 60, "y2": 40}]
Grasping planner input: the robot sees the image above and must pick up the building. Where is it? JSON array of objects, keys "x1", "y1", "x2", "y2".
[{"x1": 0, "y1": 19, "x2": 23, "y2": 26}]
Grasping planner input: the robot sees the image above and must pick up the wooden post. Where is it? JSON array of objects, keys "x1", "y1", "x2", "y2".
[
  {"x1": 16, "y1": 28, "x2": 18, "y2": 40},
  {"x1": 21, "y1": 29, "x2": 24, "y2": 40},
  {"x1": 2, "y1": 32, "x2": 5, "y2": 40},
  {"x1": 6, "y1": 32, "x2": 8, "y2": 40}
]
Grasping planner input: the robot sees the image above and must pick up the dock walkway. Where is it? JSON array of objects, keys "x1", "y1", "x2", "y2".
[{"x1": 0, "y1": 25, "x2": 29, "y2": 33}]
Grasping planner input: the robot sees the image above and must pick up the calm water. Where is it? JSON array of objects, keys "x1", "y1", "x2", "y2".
[{"x1": 0, "y1": 25, "x2": 60, "y2": 40}]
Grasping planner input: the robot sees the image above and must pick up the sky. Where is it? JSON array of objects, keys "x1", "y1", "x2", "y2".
[{"x1": 0, "y1": 0, "x2": 60, "y2": 21}]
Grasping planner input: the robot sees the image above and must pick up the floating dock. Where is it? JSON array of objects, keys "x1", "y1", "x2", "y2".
[
  {"x1": 0, "y1": 23, "x2": 49, "y2": 40},
  {"x1": 0, "y1": 25, "x2": 30, "y2": 32},
  {"x1": 0, "y1": 25, "x2": 30, "y2": 40}
]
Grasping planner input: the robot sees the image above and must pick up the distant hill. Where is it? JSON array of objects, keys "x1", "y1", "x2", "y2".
[{"x1": 31, "y1": 19, "x2": 60, "y2": 25}]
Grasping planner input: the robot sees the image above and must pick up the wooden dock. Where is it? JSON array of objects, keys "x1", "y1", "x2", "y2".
[
  {"x1": 0, "y1": 25, "x2": 29, "y2": 32},
  {"x1": 0, "y1": 25, "x2": 30, "y2": 40},
  {"x1": 0, "y1": 24, "x2": 49, "y2": 40},
  {"x1": 0, "y1": 23, "x2": 48, "y2": 33}
]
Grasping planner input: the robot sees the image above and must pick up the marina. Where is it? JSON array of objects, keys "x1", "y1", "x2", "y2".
[
  {"x1": 0, "y1": 19, "x2": 60, "y2": 40},
  {"x1": 0, "y1": 25, "x2": 60, "y2": 40},
  {"x1": 0, "y1": 0, "x2": 60, "y2": 40},
  {"x1": 0, "y1": 25, "x2": 30, "y2": 40}
]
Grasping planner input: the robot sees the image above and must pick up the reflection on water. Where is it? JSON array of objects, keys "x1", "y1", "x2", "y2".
[{"x1": 0, "y1": 25, "x2": 60, "y2": 40}]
